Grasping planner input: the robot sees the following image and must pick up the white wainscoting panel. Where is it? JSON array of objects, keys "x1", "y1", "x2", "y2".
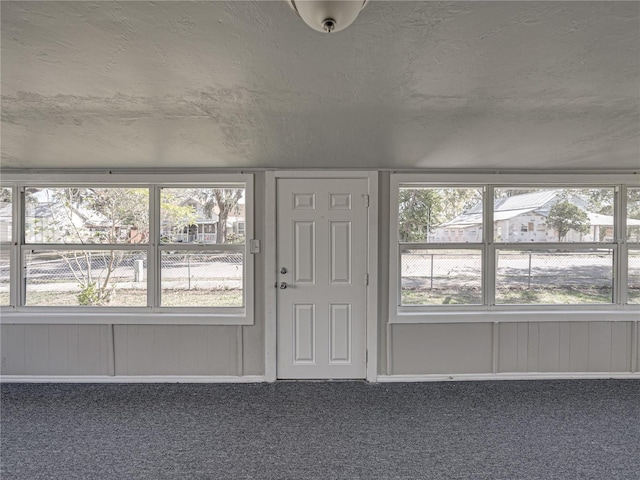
[
  {"x1": 391, "y1": 323, "x2": 494, "y2": 375},
  {"x1": 113, "y1": 325, "x2": 238, "y2": 376},
  {"x1": 498, "y1": 322, "x2": 633, "y2": 373},
  {"x1": 1, "y1": 324, "x2": 111, "y2": 375}
]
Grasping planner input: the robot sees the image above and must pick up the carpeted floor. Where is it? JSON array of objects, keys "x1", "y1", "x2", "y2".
[{"x1": 1, "y1": 380, "x2": 639, "y2": 479}]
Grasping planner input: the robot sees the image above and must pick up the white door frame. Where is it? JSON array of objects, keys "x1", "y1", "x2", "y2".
[{"x1": 265, "y1": 171, "x2": 378, "y2": 382}]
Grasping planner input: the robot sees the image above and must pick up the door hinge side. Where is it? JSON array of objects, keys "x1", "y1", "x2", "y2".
[
  {"x1": 364, "y1": 195, "x2": 370, "y2": 208},
  {"x1": 364, "y1": 273, "x2": 369, "y2": 286}
]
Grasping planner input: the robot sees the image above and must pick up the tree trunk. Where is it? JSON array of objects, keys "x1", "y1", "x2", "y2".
[{"x1": 216, "y1": 209, "x2": 228, "y2": 244}]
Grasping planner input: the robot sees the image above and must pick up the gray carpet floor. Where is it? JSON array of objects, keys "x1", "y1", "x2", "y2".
[{"x1": 1, "y1": 380, "x2": 639, "y2": 480}]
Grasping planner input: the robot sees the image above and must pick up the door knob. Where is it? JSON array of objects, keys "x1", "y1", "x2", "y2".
[{"x1": 279, "y1": 282, "x2": 288, "y2": 289}]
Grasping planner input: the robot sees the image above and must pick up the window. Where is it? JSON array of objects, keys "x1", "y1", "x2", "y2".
[
  {"x1": 396, "y1": 186, "x2": 483, "y2": 307},
  {"x1": 390, "y1": 175, "x2": 639, "y2": 319},
  {"x1": 495, "y1": 248, "x2": 613, "y2": 305},
  {"x1": 160, "y1": 187, "x2": 246, "y2": 308},
  {"x1": 1, "y1": 175, "x2": 254, "y2": 324},
  {"x1": 494, "y1": 187, "x2": 615, "y2": 305},
  {"x1": 23, "y1": 187, "x2": 149, "y2": 307}
]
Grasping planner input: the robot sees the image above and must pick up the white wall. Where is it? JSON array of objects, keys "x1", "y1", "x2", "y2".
[
  {"x1": 1, "y1": 172, "x2": 267, "y2": 379},
  {"x1": 1, "y1": 171, "x2": 638, "y2": 380}
]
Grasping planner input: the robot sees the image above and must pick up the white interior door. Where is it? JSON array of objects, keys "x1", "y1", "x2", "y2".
[{"x1": 276, "y1": 178, "x2": 368, "y2": 379}]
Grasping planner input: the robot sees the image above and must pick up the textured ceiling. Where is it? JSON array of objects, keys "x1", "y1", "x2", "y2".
[{"x1": 1, "y1": 1, "x2": 639, "y2": 170}]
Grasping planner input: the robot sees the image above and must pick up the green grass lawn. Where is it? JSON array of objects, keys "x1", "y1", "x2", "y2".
[
  {"x1": 161, "y1": 289, "x2": 242, "y2": 307},
  {"x1": 496, "y1": 286, "x2": 613, "y2": 304},
  {"x1": 4, "y1": 287, "x2": 638, "y2": 307},
  {"x1": 20, "y1": 288, "x2": 242, "y2": 307},
  {"x1": 402, "y1": 287, "x2": 482, "y2": 305},
  {"x1": 402, "y1": 286, "x2": 617, "y2": 305}
]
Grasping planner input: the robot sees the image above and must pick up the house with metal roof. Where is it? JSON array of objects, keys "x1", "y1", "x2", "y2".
[{"x1": 435, "y1": 190, "x2": 640, "y2": 243}]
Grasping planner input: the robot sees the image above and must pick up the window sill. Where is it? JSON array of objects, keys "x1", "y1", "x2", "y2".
[
  {"x1": 0, "y1": 310, "x2": 254, "y2": 326},
  {"x1": 389, "y1": 308, "x2": 640, "y2": 324}
]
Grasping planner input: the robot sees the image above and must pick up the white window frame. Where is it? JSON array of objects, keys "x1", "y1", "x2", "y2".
[
  {"x1": 0, "y1": 186, "x2": 14, "y2": 308},
  {"x1": 393, "y1": 183, "x2": 486, "y2": 313},
  {"x1": 626, "y1": 186, "x2": 640, "y2": 306},
  {"x1": 0, "y1": 173, "x2": 254, "y2": 325},
  {"x1": 389, "y1": 172, "x2": 640, "y2": 324}
]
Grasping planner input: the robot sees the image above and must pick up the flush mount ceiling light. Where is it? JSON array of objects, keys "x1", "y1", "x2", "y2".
[{"x1": 287, "y1": 0, "x2": 369, "y2": 33}]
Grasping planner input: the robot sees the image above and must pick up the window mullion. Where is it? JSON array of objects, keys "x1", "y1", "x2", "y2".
[
  {"x1": 389, "y1": 176, "x2": 400, "y2": 316},
  {"x1": 618, "y1": 185, "x2": 627, "y2": 305},
  {"x1": 148, "y1": 185, "x2": 160, "y2": 308},
  {"x1": 10, "y1": 185, "x2": 22, "y2": 307},
  {"x1": 484, "y1": 185, "x2": 495, "y2": 307}
]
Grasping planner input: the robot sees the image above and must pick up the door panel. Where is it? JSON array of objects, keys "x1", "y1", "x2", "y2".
[
  {"x1": 330, "y1": 221, "x2": 351, "y2": 284},
  {"x1": 277, "y1": 178, "x2": 368, "y2": 379},
  {"x1": 293, "y1": 304, "x2": 315, "y2": 363},
  {"x1": 294, "y1": 221, "x2": 315, "y2": 284},
  {"x1": 330, "y1": 304, "x2": 351, "y2": 363}
]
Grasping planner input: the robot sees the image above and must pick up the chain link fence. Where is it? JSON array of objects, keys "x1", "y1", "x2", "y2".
[
  {"x1": 25, "y1": 250, "x2": 146, "y2": 284},
  {"x1": 5, "y1": 248, "x2": 639, "y2": 307},
  {"x1": 401, "y1": 250, "x2": 482, "y2": 304},
  {"x1": 496, "y1": 250, "x2": 612, "y2": 287},
  {"x1": 20, "y1": 250, "x2": 243, "y2": 307},
  {"x1": 401, "y1": 249, "x2": 618, "y2": 305},
  {"x1": 160, "y1": 251, "x2": 243, "y2": 307},
  {"x1": 0, "y1": 249, "x2": 9, "y2": 305},
  {"x1": 629, "y1": 250, "x2": 640, "y2": 304},
  {"x1": 496, "y1": 250, "x2": 614, "y2": 304}
]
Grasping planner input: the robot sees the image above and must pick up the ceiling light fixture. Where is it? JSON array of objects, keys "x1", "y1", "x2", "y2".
[{"x1": 287, "y1": 0, "x2": 369, "y2": 33}]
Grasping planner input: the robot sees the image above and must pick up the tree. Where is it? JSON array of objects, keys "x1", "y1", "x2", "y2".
[
  {"x1": 398, "y1": 188, "x2": 482, "y2": 242},
  {"x1": 0, "y1": 187, "x2": 11, "y2": 203},
  {"x1": 582, "y1": 188, "x2": 614, "y2": 216},
  {"x1": 442, "y1": 188, "x2": 482, "y2": 218},
  {"x1": 627, "y1": 188, "x2": 640, "y2": 242},
  {"x1": 160, "y1": 189, "x2": 199, "y2": 241},
  {"x1": 188, "y1": 188, "x2": 243, "y2": 244},
  {"x1": 85, "y1": 188, "x2": 150, "y2": 243},
  {"x1": 29, "y1": 188, "x2": 196, "y2": 305},
  {"x1": 628, "y1": 188, "x2": 640, "y2": 218},
  {"x1": 214, "y1": 189, "x2": 244, "y2": 244},
  {"x1": 398, "y1": 189, "x2": 444, "y2": 242},
  {"x1": 38, "y1": 188, "x2": 150, "y2": 305},
  {"x1": 546, "y1": 201, "x2": 589, "y2": 241}
]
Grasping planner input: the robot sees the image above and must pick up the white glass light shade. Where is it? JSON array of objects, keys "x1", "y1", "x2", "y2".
[{"x1": 287, "y1": 0, "x2": 369, "y2": 33}]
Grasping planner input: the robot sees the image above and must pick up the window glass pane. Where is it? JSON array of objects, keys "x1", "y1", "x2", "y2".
[
  {"x1": 0, "y1": 247, "x2": 9, "y2": 305},
  {"x1": 24, "y1": 250, "x2": 147, "y2": 306},
  {"x1": 627, "y1": 187, "x2": 640, "y2": 242},
  {"x1": 25, "y1": 188, "x2": 149, "y2": 244},
  {"x1": 398, "y1": 187, "x2": 483, "y2": 243},
  {"x1": 401, "y1": 249, "x2": 482, "y2": 305},
  {"x1": 160, "y1": 187, "x2": 245, "y2": 245},
  {"x1": 160, "y1": 250, "x2": 243, "y2": 307},
  {"x1": 493, "y1": 188, "x2": 614, "y2": 243},
  {"x1": 1, "y1": 187, "x2": 12, "y2": 242},
  {"x1": 629, "y1": 249, "x2": 640, "y2": 304},
  {"x1": 0, "y1": 187, "x2": 11, "y2": 306},
  {"x1": 496, "y1": 249, "x2": 613, "y2": 304}
]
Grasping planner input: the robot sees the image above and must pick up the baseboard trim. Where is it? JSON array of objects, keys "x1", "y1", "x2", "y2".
[
  {"x1": 4, "y1": 373, "x2": 638, "y2": 384},
  {"x1": 377, "y1": 373, "x2": 640, "y2": 382},
  {"x1": 0, "y1": 375, "x2": 266, "y2": 384}
]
